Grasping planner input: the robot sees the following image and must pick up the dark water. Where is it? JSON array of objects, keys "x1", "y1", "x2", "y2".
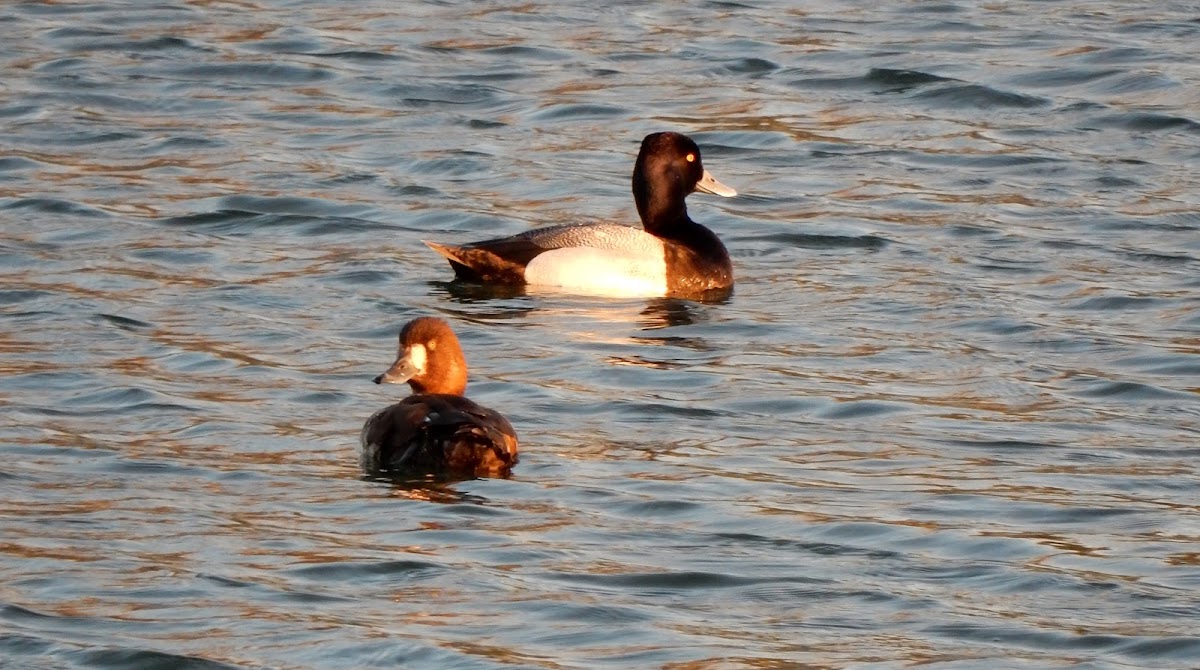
[{"x1": 3, "y1": 0, "x2": 1199, "y2": 667}]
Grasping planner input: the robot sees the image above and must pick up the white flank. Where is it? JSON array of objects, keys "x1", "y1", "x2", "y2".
[{"x1": 524, "y1": 247, "x2": 668, "y2": 298}]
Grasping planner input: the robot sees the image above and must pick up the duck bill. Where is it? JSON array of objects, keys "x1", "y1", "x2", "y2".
[
  {"x1": 695, "y1": 169, "x2": 737, "y2": 197},
  {"x1": 373, "y1": 353, "x2": 420, "y2": 385}
]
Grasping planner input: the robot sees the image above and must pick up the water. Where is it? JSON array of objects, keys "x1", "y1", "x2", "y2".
[{"x1": 2, "y1": 0, "x2": 1199, "y2": 667}]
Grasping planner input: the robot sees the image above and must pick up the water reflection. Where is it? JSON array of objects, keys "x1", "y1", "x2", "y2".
[
  {"x1": 637, "y1": 297, "x2": 710, "y2": 331},
  {"x1": 429, "y1": 270, "x2": 733, "y2": 309},
  {"x1": 363, "y1": 474, "x2": 491, "y2": 505},
  {"x1": 429, "y1": 279, "x2": 719, "y2": 335},
  {"x1": 430, "y1": 279, "x2": 530, "y2": 304}
]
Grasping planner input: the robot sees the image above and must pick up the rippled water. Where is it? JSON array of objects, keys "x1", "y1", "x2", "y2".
[{"x1": 3, "y1": 1, "x2": 1199, "y2": 668}]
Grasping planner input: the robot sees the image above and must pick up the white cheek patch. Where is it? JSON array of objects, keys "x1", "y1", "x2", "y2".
[
  {"x1": 408, "y1": 343, "x2": 427, "y2": 374},
  {"x1": 524, "y1": 247, "x2": 668, "y2": 298}
]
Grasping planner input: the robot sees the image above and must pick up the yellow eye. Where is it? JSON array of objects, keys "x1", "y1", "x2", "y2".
[{"x1": 685, "y1": 153, "x2": 695, "y2": 163}]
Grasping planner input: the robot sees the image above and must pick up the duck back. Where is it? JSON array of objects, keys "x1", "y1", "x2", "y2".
[{"x1": 361, "y1": 393, "x2": 518, "y2": 478}]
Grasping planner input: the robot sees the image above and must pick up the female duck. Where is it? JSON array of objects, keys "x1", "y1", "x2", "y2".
[
  {"x1": 424, "y1": 132, "x2": 737, "y2": 298},
  {"x1": 361, "y1": 317, "x2": 518, "y2": 478}
]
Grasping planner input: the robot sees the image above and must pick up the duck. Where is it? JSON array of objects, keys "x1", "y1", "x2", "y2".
[
  {"x1": 424, "y1": 131, "x2": 737, "y2": 298},
  {"x1": 360, "y1": 316, "x2": 518, "y2": 478}
]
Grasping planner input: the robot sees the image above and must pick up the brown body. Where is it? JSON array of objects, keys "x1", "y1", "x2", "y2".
[{"x1": 361, "y1": 317, "x2": 518, "y2": 478}]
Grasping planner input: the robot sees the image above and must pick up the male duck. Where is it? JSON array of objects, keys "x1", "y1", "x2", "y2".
[
  {"x1": 425, "y1": 131, "x2": 737, "y2": 298},
  {"x1": 361, "y1": 317, "x2": 518, "y2": 478}
]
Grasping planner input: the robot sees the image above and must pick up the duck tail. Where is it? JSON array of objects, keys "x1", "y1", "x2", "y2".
[
  {"x1": 423, "y1": 240, "x2": 476, "y2": 279},
  {"x1": 422, "y1": 240, "x2": 525, "y2": 284},
  {"x1": 423, "y1": 240, "x2": 465, "y2": 263}
]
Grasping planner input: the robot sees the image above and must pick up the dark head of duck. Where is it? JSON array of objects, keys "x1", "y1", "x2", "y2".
[{"x1": 632, "y1": 132, "x2": 715, "y2": 235}]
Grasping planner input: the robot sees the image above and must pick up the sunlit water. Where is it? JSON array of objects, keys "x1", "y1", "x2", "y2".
[{"x1": 2, "y1": 1, "x2": 1199, "y2": 668}]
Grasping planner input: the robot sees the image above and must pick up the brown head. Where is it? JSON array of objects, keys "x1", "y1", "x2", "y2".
[{"x1": 373, "y1": 317, "x2": 468, "y2": 396}]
